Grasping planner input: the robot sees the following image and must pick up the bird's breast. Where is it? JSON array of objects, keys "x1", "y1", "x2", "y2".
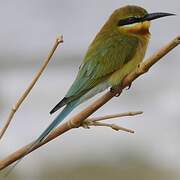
[{"x1": 108, "y1": 36, "x2": 150, "y2": 86}]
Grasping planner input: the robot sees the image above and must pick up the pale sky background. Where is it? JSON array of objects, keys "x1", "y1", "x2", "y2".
[{"x1": 0, "y1": 0, "x2": 180, "y2": 179}]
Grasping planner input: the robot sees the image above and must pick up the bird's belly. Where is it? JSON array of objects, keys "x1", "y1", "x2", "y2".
[
  {"x1": 108, "y1": 42, "x2": 147, "y2": 86},
  {"x1": 77, "y1": 81, "x2": 110, "y2": 105}
]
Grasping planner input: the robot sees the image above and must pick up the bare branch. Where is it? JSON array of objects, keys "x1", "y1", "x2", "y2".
[
  {"x1": 80, "y1": 111, "x2": 143, "y2": 132},
  {"x1": 81, "y1": 120, "x2": 135, "y2": 133},
  {"x1": 86, "y1": 111, "x2": 143, "y2": 122},
  {"x1": 0, "y1": 36, "x2": 179, "y2": 170},
  {"x1": 0, "y1": 36, "x2": 63, "y2": 141}
]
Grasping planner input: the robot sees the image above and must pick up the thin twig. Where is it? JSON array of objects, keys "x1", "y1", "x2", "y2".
[
  {"x1": 81, "y1": 120, "x2": 135, "y2": 133},
  {"x1": 86, "y1": 111, "x2": 143, "y2": 122},
  {"x1": 92, "y1": 122, "x2": 135, "y2": 133},
  {"x1": 81, "y1": 111, "x2": 143, "y2": 132},
  {"x1": 0, "y1": 36, "x2": 63, "y2": 141},
  {"x1": 0, "y1": 36, "x2": 179, "y2": 170}
]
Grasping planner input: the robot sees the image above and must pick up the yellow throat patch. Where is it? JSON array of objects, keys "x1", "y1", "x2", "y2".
[{"x1": 119, "y1": 21, "x2": 151, "y2": 35}]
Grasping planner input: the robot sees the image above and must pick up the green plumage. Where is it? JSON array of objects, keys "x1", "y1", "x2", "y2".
[
  {"x1": 51, "y1": 5, "x2": 150, "y2": 112},
  {"x1": 66, "y1": 32, "x2": 139, "y2": 98},
  {"x1": 10, "y1": 6, "x2": 174, "y2": 174}
]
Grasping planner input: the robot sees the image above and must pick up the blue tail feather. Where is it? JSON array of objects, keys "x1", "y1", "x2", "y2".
[
  {"x1": 36, "y1": 101, "x2": 78, "y2": 143},
  {"x1": 5, "y1": 102, "x2": 78, "y2": 176}
]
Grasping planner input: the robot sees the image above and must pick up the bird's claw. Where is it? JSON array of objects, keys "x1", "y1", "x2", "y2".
[
  {"x1": 126, "y1": 83, "x2": 132, "y2": 90},
  {"x1": 110, "y1": 87, "x2": 116, "y2": 93},
  {"x1": 110, "y1": 87, "x2": 122, "y2": 97}
]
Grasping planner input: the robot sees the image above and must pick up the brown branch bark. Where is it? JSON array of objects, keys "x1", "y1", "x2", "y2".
[
  {"x1": 82, "y1": 121, "x2": 135, "y2": 133},
  {"x1": 0, "y1": 36, "x2": 179, "y2": 170},
  {"x1": 0, "y1": 36, "x2": 63, "y2": 141},
  {"x1": 86, "y1": 111, "x2": 143, "y2": 122},
  {"x1": 81, "y1": 111, "x2": 143, "y2": 132}
]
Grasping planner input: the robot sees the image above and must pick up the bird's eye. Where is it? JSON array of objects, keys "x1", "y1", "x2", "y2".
[{"x1": 117, "y1": 16, "x2": 140, "y2": 26}]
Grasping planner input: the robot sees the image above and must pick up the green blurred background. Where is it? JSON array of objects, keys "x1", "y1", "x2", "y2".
[{"x1": 0, "y1": 0, "x2": 180, "y2": 179}]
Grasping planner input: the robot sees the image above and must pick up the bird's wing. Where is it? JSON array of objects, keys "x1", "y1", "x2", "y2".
[
  {"x1": 50, "y1": 33, "x2": 139, "y2": 113},
  {"x1": 66, "y1": 32, "x2": 139, "y2": 98}
]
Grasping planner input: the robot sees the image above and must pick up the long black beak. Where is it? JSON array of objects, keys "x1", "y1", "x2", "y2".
[{"x1": 142, "y1": 12, "x2": 176, "y2": 21}]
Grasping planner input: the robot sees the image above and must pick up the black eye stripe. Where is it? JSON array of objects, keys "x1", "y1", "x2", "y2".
[{"x1": 118, "y1": 16, "x2": 142, "y2": 26}]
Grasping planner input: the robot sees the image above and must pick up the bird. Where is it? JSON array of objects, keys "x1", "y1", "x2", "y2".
[
  {"x1": 11, "y1": 6, "x2": 174, "y2": 170},
  {"x1": 38, "y1": 5, "x2": 174, "y2": 143}
]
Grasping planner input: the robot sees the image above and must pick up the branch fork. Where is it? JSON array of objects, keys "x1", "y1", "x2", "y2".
[{"x1": 81, "y1": 111, "x2": 143, "y2": 133}]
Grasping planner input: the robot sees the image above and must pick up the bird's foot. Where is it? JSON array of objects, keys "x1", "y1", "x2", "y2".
[
  {"x1": 110, "y1": 87, "x2": 122, "y2": 97},
  {"x1": 110, "y1": 87, "x2": 116, "y2": 93}
]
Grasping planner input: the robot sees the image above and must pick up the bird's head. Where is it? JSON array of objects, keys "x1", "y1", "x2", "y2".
[{"x1": 102, "y1": 5, "x2": 175, "y2": 36}]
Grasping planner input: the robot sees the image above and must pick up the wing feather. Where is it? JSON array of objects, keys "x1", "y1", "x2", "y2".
[{"x1": 66, "y1": 31, "x2": 138, "y2": 99}]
